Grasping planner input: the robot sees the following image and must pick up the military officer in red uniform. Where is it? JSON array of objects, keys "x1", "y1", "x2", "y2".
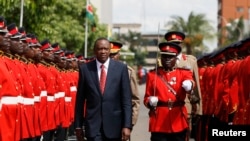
[
  {"x1": 7, "y1": 23, "x2": 37, "y2": 140},
  {"x1": 24, "y1": 34, "x2": 47, "y2": 140},
  {"x1": 144, "y1": 42, "x2": 195, "y2": 141},
  {"x1": 164, "y1": 31, "x2": 202, "y2": 140},
  {"x1": 0, "y1": 17, "x2": 21, "y2": 141}
]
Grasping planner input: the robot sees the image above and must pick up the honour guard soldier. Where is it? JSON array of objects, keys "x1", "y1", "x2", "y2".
[
  {"x1": 144, "y1": 42, "x2": 195, "y2": 141},
  {"x1": 7, "y1": 23, "x2": 36, "y2": 140},
  {"x1": 164, "y1": 31, "x2": 202, "y2": 140},
  {"x1": 0, "y1": 16, "x2": 21, "y2": 141}
]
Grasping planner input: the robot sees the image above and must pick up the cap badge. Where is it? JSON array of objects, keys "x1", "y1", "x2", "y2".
[{"x1": 172, "y1": 34, "x2": 176, "y2": 39}]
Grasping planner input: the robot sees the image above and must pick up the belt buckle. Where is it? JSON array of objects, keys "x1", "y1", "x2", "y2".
[{"x1": 167, "y1": 100, "x2": 173, "y2": 110}]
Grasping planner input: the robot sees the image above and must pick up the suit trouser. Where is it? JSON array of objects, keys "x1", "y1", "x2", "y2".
[{"x1": 86, "y1": 127, "x2": 121, "y2": 141}]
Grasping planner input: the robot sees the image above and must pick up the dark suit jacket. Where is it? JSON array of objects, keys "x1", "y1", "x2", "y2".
[{"x1": 75, "y1": 59, "x2": 132, "y2": 138}]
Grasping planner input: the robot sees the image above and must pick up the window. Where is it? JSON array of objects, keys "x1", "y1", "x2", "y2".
[{"x1": 236, "y1": 7, "x2": 244, "y2": 12}]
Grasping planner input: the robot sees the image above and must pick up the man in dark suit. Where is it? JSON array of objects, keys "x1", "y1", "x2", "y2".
[{"x1": 74, "y1": 37, "x2": 132, "y2": 141}]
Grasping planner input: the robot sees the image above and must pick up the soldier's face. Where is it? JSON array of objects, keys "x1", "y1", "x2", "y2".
[
  {"x1": 10, "y1": 38, "x2": 23, "y2": 54},
  {"x1": 0, "y1": 33, "x2": 10, "y2": 52},
  {"x1": 42, "y1": 49, "x2": 54, "y2": 61},
  {"x1": 161, "y1": 54, "x2": 177, "y2": 69},
  {"x1": 32, "y1": 46, "x2": 42, "y2": 61}
]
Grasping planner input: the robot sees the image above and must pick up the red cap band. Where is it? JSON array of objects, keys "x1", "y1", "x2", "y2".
[
  {"x1": 160, "y1": 46, "x2": 178, "y2": 54},
  {"x1": 9, "y1": 27, "x2": 18, "y2": 35},
  {"x1": 40, "y1": 43, "x2": 50, "y2": 50},
  {"x1": 167, "y1": 34, "x2": 183, "y2": 41}
]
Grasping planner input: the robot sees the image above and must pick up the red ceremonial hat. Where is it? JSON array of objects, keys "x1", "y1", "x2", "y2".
[
  {"x1": 40, "y1": 39, "x2": 54, "y2": 51},
  {"x1": 110, "y1": 41, "x2": 123, "y2": 54},
  {"x1": 76, "y1": 54, "x2": 84, "y2": 60},
  {"x1": 18, "y1": 27, "x2": 26, "y2": 36},
  {"x1": 28, "y1": 34, "x2": 41, "y2": 47},
  {"x1": 0, "y1": 16, "x2": 7, "y2": 33},
  {"x1": 158, "y1": 42, "x2": 182, "y2": 56},
  {"x1": 51, "y1": 42, "x2": 63, "y2": 54},
  {"x1": 164, "y1": 31, "x2": 185, "y2": 43},
  {"x1": 7, "y1": 23, "x2": 22, "y2": 39}
]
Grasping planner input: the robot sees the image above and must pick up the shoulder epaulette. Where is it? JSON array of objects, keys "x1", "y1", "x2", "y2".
[
  {"x1": 0, "y1": 50, "x2": 3, "y2": 56},
  {"x1": 50, "y1": 62, "x2": 57, "y2": 67},
  {"x1": 13, "y1": 54, "x2": 21, "y2": 60},
  {"x1": 40, "y1": 60, "x2": 50, "y2": 67},
  {"x1": 28, "y1": 59, "x2": 35, "y2": 64},
  {"x1": 3, "y1": 52, "x2": 14, "y2": 59},
  {"x1": 19, "y1": 56, "x2": 29, "y2": 64}
]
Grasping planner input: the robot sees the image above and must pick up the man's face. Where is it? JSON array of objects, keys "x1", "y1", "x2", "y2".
[
  {"x1": 32, "y1": 46, "x2": 42, "y2": 61},
  {"x1": 0, "y1": 32, "x2": 10, "y2": 52},
  {"x1": 161, "y1": 54, "x2": 177, "y2": 69},
  {"x1": 42, "y1": 49, "x2": 54, "y2": 61},
  {"x1": 94, "y1": 39, "x2": 110, "y2": 63},
  {"x1": 10, "y1": 38, "x2": 24, "y2": 54}
]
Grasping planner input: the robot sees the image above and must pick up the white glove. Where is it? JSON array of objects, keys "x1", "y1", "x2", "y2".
[
  {"x1": 182, "y1": 80, "x2": 192, "y2": 92},
  {"x1": 148, "y1": 96, "x2": 158, "y2": 107}
]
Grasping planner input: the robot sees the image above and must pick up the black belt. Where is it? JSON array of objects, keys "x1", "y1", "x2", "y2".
[{"x1": 157, "y1": 101, "x2": 185, "y2": 109}]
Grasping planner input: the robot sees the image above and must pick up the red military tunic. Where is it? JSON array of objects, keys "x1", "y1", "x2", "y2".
[
  {"x1": 27, "y1": 62, "x2": 46, "y2": 136},
  {"x1": 219, "y1": 59, "x2": 240, "y2": 123},
  {"x1": 62, "y1": 71, "x2": 72, "y2": 128},
  {"x1": 37, "y1": 63, "x2": 56, "y2": 131},
  {"x1": 50, "y1": 65, "x2": 65, "y2": 126},
  {"x1": 0, "y1": 56, "x2": 19, "y2": 141},
  {"x1": 68, "y1": 70, "x2": 78, "y2": 122},
  {"x1": 144, "y1": 67, "x2": 194, "y2": 133},
  {"x1": 13, "y1": 58, "x2": 36, "y2": 139},
  {"x1": 236, "y1": 56, "x2": 250, "y2": 124},
  {"x1": 209, "y1": 63, "x2": 224, "y2": 117},
  {"x1": 213, "y1": 62, "x2": 226, "y2": 120},
  {"x1": 202, "y1": 65, "x2": 214, "y2": 116}
]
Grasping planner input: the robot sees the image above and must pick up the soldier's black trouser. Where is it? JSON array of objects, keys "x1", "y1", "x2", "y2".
[
  {"x1": 43, "y1": 129, "x2": 55, "y2": 141},
  {"x1": 150, "y1": 129, "x2": 187, "y2": 141},
  {"x1": 54, "y1": 125, "x2": 67, "y2": 141}
]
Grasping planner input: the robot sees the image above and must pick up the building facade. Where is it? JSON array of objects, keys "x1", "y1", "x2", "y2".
[{"x1": 218, "y1": 0, "x2": 250, "y2": 44}]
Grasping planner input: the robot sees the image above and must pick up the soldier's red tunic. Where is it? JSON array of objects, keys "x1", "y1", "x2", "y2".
[
  {"x1": 144, "y1": 67, "x2": 194, "y2": 133},
  {"x1": 27, "y1": 62, "x2": 46, "y2": 136},
  {"x1": 37, "y1": 63, "x2": 56, "y2": 131},
  {"x1": 0, "y1": 56, "x2": 19, "y2": 141},
  {"x1": 237, "y1": 56, "x2": 250, "y2": 124},
  {"x1": 13, "y1": 58, "x2": 36, "y2": 139},
  {"x1": 50, "y1": 66, "x2": 66, "y2": 126}
]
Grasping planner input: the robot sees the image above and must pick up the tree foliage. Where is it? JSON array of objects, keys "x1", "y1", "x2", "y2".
[
  {"x1": 165, "y1": 11, "x2": 215, "y2": 56},
  {"x1": 0, "y1": 0, "x2": 107, "y2": 57},
  {"x1": 112, "y1": 30, "x2": 147, "y2": 66},
  {"x1": 220, "y1": 16, "x2": 245, "y2": 47}
]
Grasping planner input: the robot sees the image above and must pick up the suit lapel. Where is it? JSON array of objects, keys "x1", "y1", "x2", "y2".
[
  {"x1": 103, "y1": 59, "x2": 115, "y2": 95},
  {"x1": 88, "y1": 61, "x2": 101, "y2": 93}
]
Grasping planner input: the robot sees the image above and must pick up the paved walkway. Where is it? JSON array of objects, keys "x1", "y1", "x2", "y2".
[{"x1": 66, "y1": 83, "x2": 194, "y2": 141}]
